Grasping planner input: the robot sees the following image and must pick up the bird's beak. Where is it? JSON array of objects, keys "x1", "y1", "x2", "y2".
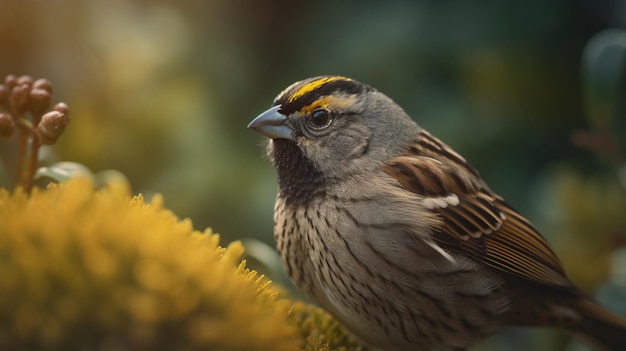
[{"x1": 247, "y1": 105, "x2": 294, "y2": 140}]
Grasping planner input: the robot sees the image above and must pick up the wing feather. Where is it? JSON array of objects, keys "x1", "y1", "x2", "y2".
[{"x1": 383, "y1": 130, "x2": 573, "y2": 288}]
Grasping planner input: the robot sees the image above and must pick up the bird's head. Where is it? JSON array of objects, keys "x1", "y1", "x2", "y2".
[{"x1": 248, "y1": 76, "x2": 419, "y2": 184}]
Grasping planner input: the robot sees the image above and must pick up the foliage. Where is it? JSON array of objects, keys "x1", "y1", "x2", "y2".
[
  {"x1": 0, "y1": 178, "x2": 300, "y2": 350},
  {"x1": 287, "y1": 302, "x2": 373, "y2": 351}
]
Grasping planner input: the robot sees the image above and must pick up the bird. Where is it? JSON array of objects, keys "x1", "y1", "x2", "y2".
[{"x1": 247, "y1": 75, "x2": 626, "y2": 350}]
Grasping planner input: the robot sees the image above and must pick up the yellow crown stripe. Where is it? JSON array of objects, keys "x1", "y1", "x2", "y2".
[
  {"x1": 300, "y1": 95, "x2": 357, "y2": 114},
  {"x1": 288, "y1": 76, "x2": 352, "y2": 103}
]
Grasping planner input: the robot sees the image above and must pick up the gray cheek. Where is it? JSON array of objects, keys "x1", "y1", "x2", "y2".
[
  {"x1": 328, "y1": 121, "x2": 372, "y2": 159},
  {"x1": 295, "y1": 119, "x2": 373, "y2": 175}
]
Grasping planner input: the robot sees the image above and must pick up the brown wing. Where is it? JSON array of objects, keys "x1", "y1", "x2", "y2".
[{"x1": 383, "y1": 130, "x2": 574, "y2": 288}]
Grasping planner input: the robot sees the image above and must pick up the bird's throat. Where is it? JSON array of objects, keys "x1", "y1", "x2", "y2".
[{"x1": 270, "y1": 139, "x2": 326, "y2": 207}]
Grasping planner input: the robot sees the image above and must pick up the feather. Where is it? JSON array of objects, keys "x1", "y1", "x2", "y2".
[{"x1": 383, "y1": 130, "x2": 574, "y2": 288}]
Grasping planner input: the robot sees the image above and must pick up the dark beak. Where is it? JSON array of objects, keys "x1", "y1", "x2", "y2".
[{"x1": 247, "y1": 105, "x2": 294, "y2": 140}]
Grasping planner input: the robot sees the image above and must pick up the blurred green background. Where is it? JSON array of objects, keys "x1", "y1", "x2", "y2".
[{"x1": 1, "y1": 1, "x2": 625, "y2": 350}]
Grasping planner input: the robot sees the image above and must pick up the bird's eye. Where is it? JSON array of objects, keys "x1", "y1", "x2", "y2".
[{"x1": 310, "y1": 108, "x2": 333, "y2": 128}]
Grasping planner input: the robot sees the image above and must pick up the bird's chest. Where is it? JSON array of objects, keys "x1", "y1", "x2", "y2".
[
  {"x1": 272, "y1": 196, "x2": 510, "y2": 350},
  {"x1": 273, "y1": 197, "x2": 423, "y2": 342},
  {"x1": 273, "y1": 198, "x2": 338, "y2": 302}
]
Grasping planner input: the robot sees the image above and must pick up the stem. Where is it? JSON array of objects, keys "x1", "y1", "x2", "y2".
[
  {"x1": 13, "y1": 117, "x2": 36, "y2": 190},
  {"x1": 14, "y1": 130, "x2": 27, "y2": 188},
  {"x1": 25, "y1": 138, "x2": 40, "y2": 192}
]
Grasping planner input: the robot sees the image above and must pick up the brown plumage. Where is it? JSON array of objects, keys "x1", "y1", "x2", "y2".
[{"x1": 248, "y1": 76, "x2": 626, "y2": 350}]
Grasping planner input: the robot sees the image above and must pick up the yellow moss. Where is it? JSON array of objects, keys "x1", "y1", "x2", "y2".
[
  {"x1": 0, "y1": 178, "x2": 299, "y2": 350},
  {"x1": 286, "y1": 302, "x2": 374, "y2": 351}
]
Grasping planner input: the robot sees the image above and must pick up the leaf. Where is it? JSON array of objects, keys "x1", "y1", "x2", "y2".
[
  {"x1": 582, "y1": 29, "x2": 626, "y2": 134},
  {"x1": 34, "y1": 161, "x2": 93, "y2": 187}
]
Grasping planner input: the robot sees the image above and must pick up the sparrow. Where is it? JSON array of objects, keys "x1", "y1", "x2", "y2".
[{"x1": 248, "y1": 75, "x2": 626, "y2": 350}]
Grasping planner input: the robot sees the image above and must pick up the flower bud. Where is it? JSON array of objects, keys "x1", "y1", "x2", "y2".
[
  {"x1": 11, "y1": 83, "x2": 31, "y2": 114},
  {"x1": 53, "y1": 102, "x2": 70, "y2": 119},
  {"x1": 0, "y1": 112, "x2": 14, "y2": 139},
  {"x1": 0, "y1": 84, "x2": 8, "y2": 109},
  {"x1": 29, "y1": 88, "x2": 52, "y2": 116},
  {"x1": 33, "y1": 78, "x2": 53, "y2": 94},
  {"x1": 4, "y1": 75, "x2": 17, "y2": 91},
  {"x1": 37, "y1": 110, "x2": 69, "y2": 145},
  {"x1": 17, "y1": 75, "x2": 33, "y2": 87}
]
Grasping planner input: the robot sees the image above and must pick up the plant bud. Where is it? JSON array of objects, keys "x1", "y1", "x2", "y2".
[
  {"x1": 37, "y1": 110, "x2": 69, "y2": 145},
  {"x1": 17, "y1": 75, "x2": 33, "y2": 87},
  {"x1": 53, "y1": 102, "x2": 70, "y2": 119},
  {"x1": 4, "y1": 75, "x2": 17, "y2": 91},
  {"x1": 29, "y1": 88, "x2": 52, "y2": 116},
  {"x1": 32, "y1": 78, "x2": 53, "y2": 94},
  {"x1": 0, "y1": 112, "x2": 14, "y2": 139},
  {"x1": 11, "y1": 83, "x2": 31, "y2": 114},
  {"x1": 0, "y1": 85, "x2": 8, "y2": 108}
]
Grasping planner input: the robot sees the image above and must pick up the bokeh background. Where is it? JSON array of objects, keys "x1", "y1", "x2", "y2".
[{"x1": 1, "y1": 1, "x2": 625, "y2": 350}]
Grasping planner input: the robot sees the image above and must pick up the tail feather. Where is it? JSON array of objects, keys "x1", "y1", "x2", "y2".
[{"x1": 568, "y1": 298, "x2": 626, "y2": 351}]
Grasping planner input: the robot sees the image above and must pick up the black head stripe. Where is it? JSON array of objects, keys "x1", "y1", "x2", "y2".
[{"x1": 274, "y1": 76, "x2": 370, "y2": 115}]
